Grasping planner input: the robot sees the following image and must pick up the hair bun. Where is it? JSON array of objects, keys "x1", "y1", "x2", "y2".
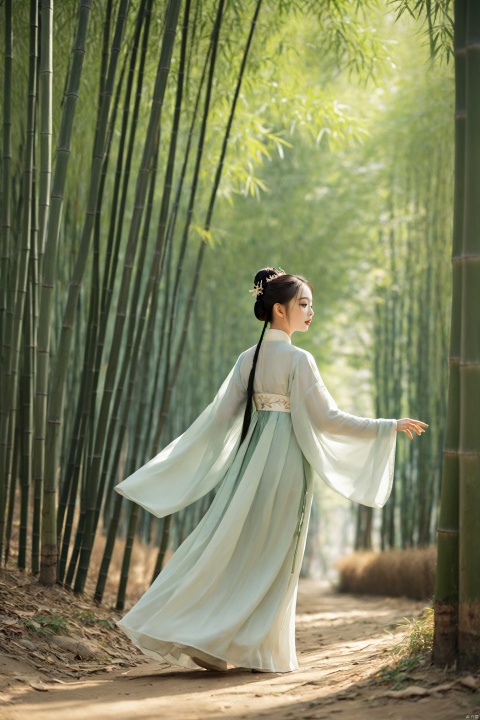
[
  {"x1": 253, "y1": 267, "x2": 285, "y2": 290},
  {"x1": 251, "y1": 267, "x2": 287, "y2": 321},
  {"x1": 254, "y1": 294, "x2": 267, "y2": 322}
]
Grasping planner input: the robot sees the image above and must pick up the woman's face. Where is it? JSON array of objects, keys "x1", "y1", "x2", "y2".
[{"x1": 272, "y1": 283, "x2": 314, "y2": 336}]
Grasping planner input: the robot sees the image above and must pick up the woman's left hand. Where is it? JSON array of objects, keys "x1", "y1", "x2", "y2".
[{"x1": 396, "y1": 418, "x2": 428, "y2": 439}]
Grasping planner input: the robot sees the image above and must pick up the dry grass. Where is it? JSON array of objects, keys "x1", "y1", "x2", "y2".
[
  {"x1": 391, "y1": 606, "x2": 435, "y2": 657},
  {"x1": 336, "y1": 546, "x2": 437, "y2": 600},
  {"x1": 373, "y1": 606, "x2": 437, "y2": 687}
]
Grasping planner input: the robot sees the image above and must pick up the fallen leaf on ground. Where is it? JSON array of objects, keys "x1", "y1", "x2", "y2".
[
  {"x1": 382, "y1": 685, "x2": 430, "y2": 698},
  {"x1": 13, "y1": 639, "x2": 37, "y2": 651},
  {"x1": 459, "y1": 675, "x2": 478, "y2": 690},
  {"x1": 429, "y1": 682, "x2": 455, "y2": 693},
  {"x1": 29, "y1": 681, "x2": 48, "y2": 692},
  {"x1": 382, "y1": 682, "x2": 454, "y2": 699},
  {"x1": 50, "y1": 636, "x2": 100, "y2": 659}
]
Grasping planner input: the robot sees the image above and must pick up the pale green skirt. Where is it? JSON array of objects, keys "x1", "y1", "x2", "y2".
[{"x1": 117, "y1": 410, "x2": 314, "y2": 673}]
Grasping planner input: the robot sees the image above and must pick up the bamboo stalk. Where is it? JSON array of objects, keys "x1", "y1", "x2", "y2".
[
  {"x1": 99, "y1": 0, "x2": 114, "y2": 100},
  {"x1": 94, "y1": 490, "x2": 124, "y2": 604},
  {"x1": 17, "y1": 150, "x2": 39, "y2": 569},
  {"x1": 5, "y1": 424, "x2": 20, "y2": 562},
  {"x1": 34, "y1": 0, "x2": 92, "y2": 580},
  {"x1": 458, "y1": 0, "x2": 480, "y2": 672},
  {"x1": 433, "y1": 0, "x2": 465, "y2": 667},
  {"x1": 19, "y1": 285, "x2": 33, "y2": 569},
  {"x1": 115, "y1": 502, "x2": 138, "y2": 610},
  {"x1": 64, "y1": 511, "x2": 85, "y2": 588},
  {"x1": 38, "y1": 0, "x2": 53, "y2": 264},
  {"x1": 2, "y1": 0, "x2": 38, "y2": 564},
  {"x1": 400, "y1": 206, "x2": 414, "y2": 548},
  {"x1": 423, "y1": 153, "x2": 446, "y2": 544},
  {"x1": 0, "y1": 0, "x2": 13, "y2": 562},
  {"x1": 151, "y1": 514, "x2": 172, "y2": 584},
  {"x1": 416, "y1": 200, "x2": 432, "y2": 546}
]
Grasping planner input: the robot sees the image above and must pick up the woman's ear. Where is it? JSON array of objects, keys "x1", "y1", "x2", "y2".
[{"x1": 273, "y1": 302, "x2": 286, "y2": 320}]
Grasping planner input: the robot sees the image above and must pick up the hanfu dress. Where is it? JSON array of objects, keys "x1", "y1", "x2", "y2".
[{"x1": 114, "y1": 328, "x2": 397, "y2": 673}]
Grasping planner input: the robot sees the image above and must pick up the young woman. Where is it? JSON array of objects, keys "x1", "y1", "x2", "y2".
[{"x1": 114, "y1": 267, "x2": 427, "y2": 674}]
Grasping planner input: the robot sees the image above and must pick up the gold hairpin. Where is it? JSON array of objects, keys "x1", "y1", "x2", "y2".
[{"x1": 249, "y1": 282, "x2": 263, "y2": 298}]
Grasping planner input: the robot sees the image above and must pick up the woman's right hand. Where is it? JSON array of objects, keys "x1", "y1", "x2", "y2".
[{"x1": 396, "y1": 418, "x2": 428, "y2": 440}]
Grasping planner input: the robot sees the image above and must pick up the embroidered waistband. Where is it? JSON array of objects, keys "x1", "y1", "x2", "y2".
[{"x1": 253, "y1": 393, "x2": 291, "y2": 413}]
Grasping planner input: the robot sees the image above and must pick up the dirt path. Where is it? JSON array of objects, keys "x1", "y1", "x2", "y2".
[{"x1": 1, "y1": 580, "x2": 478, "y2": 720}]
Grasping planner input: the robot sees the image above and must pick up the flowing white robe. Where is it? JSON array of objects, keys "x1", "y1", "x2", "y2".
[{"x1": 115, "y1": 328, "x2": 397, "y2": 672}]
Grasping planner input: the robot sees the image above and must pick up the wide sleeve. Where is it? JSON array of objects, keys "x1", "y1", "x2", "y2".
[
  {"x1": 114, "y1": 357, "x2": 246, "y2": 517},
  {"x1": 290, "y1": 351, "x2": 397, "y2": 508}
]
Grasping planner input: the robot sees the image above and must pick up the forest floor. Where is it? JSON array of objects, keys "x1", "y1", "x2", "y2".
[{"x1": 0, "y1": 567, "x2": 478, "y2": 720}]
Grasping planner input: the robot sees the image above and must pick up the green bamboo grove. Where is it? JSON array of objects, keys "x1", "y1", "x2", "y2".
[
  {"x1": 0, "y1": 0, "x2": 390, "y2": 607},
  {"x1": 368, "y1": 74, "x2": 453, "y2": 552},
  {"x1": 2, "y1": 0, "x2": 478, "y2": 672}
]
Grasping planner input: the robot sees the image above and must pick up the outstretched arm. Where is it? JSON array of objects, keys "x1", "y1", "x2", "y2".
[
  {"x1": 289, "y1": 350, "x2": 425, "y2": 508},
  {"x1": 396, "y1": 418, "x2": 429, "y2": 439}
]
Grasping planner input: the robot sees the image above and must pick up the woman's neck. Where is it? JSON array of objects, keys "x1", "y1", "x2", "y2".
[{"x1": 269, "y1": 321, "x2": 292, "y2": 337}]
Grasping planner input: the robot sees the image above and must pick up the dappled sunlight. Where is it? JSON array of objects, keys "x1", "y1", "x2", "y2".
[
  {"x1": 2, "y1": 585, "x2": 467, "y2": 720},
  {"x1": 297, "y1": 607, "x2": 401, "y2": 623}
]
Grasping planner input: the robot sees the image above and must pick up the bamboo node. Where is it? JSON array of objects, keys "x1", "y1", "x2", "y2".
[
  {"x1": 436, "y1": 528, "x2": 458, "y2": 535},
  {"x1": 452, "y1": 254, "x2": 480, "y2": 264}
]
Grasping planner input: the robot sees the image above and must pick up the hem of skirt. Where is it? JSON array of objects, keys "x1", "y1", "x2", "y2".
[{"x1": 116, "y1": 620, "x2": 298, "y2": 674}]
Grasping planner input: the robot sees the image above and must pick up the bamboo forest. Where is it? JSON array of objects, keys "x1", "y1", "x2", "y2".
[{"x1": 1, "y1": 0, "x2": 480, "y2": 700}]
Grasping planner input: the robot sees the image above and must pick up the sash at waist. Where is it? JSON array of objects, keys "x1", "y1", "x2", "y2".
[{"x1": 253, "y1": 393, "x2": 291, "y2": 413}]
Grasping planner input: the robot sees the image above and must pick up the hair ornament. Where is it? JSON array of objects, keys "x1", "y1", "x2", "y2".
[
  {"x1": 266, "y1": 268, "x2": 286, "y2": 283},
  {"x1": 249, "y1": 282, "x2": 264, "y2": 298},
  {"x1": 249, "y1": 268, "x2": 286, "y2": 299}
]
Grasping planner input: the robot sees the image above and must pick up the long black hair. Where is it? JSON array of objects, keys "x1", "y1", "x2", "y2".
[{"x1": 240, "y1": 268, "x2": 312, "y2": 444}]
